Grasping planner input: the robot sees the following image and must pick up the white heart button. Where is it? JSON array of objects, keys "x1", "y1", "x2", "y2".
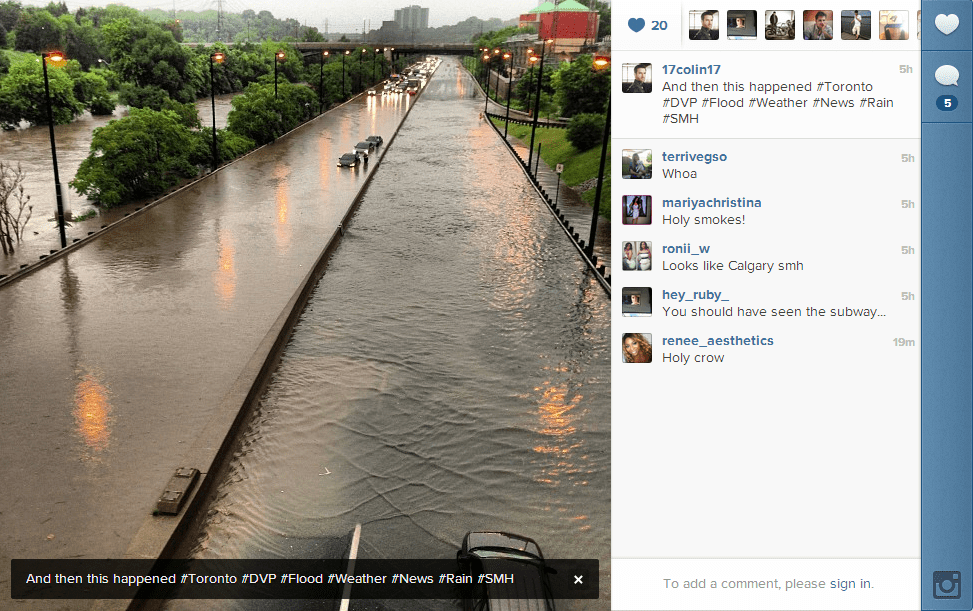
[{"x1": 935, "y1": 14, "x2": 960, "y2": 36}]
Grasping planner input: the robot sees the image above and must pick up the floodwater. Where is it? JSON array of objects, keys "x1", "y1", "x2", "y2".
[
  {"x1": 0, "y1": 94, "x2": 235, "y2": 257},
  {"x1": 0, "y1": 80, "x2": 414, "y2": 608},
  {"x1": 169, "y1": 59, "x2": 611, "y2": 610}
]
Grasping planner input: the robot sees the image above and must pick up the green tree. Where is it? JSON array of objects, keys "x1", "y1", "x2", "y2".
[
  {"x1": 0, "y1": 56, "x2": 83, "y2": 126},
  {"x1": 227, "y1": 80, "x2": 315, "y2": 145},
  {"x1": 13, "y1": 8, "x2": 63, "y2": 52},
  {"x1": 61, "y1": 14, "x2": 104, "y2": 70},
  {"x1": 71, "y1": 107, "x2": 198, "y2": 206},
  {"x1": 0, "y1": 1, "x2": 22, "y2": 34},
  {"x1": 566, "y1": 113, "x2": 605, "y2": 151},
  {"x1": 550, "y1": 54, "x2": 609, "y2": 117},
  {"x1": 102, "y1": 16, "x2": 199, "y2": 104},
  {"x1": 64, "y1": 59, "x2": 114, "y2": 114},
  {"x1": 592, "y1": 0, "x2": 610, "y2": 40},
  {"x1": 514, "y1": 61, "x2": 553, "y2": 110},
  {"x1": 472, "y1": 25, "x2": 520, "y2": 50},
  {"x1": 72, "y1": 70, "x2": 114, "y2": 114}
]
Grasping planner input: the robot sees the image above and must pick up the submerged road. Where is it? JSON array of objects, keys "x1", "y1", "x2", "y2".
[
  {"x1": 171, "y1": 58, "x2": 610, "y2": 610},
  {"x1": 2, "y1": 57, "x2": 610, "y2": 610},
  {"x1": 0, "y1": 75, "x2": 416, "y2": 608}
]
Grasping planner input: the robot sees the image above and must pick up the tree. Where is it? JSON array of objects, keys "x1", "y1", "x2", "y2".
[
  {"x1": 60, "y1": 14, "x2": 105, "y2": 70},
  {"x1": 0, "y1": 161, "x2": 32, "y2": 254},
  {"x1": 0, "y1": 1, "x2": 22, "y2": 34},
  {"x1": 71, "y1": 108, "x2": 198, "y2": 207},
  {"x1": 514, "y1": 61, "x2": 553, "y2": 109},
  {"x1": 66, "y1": 62, "x2": 114, "y2": 114},
  {"x1": 566, "y1": 113, "x2": 604, "y2": 151},
  {"x1": 591, "y1": 0, "x2": 610, "y2": 40},
  {"x1": 102, "y1": 16, "x2": 199, "y2": 104},
  {"x1": 227, "y1": 80, "x2": 315, "y2": 146},
  {"x1": 550, "y1": 54, "x2": 609, "y2": 117},
  {"x1": 13, "y1": 8, "x2": 63, "y2": 52},
  {"x1": 0, "y1": 56, "x2": 83, "y2": 126}
]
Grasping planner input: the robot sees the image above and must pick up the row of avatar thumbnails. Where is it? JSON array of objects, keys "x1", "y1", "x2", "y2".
[{"x1": 627, "y1": 9, "x2": 914, "y2": 64}]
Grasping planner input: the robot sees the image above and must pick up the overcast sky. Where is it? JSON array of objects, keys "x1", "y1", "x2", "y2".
[{"x1": 19, "y1": 0, "x2": 537, "y2": 32}]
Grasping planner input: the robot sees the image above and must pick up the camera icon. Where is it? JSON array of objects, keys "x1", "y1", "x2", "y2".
[{"x1": 933, "y1": 571, "x2": 961, "y2": 599}]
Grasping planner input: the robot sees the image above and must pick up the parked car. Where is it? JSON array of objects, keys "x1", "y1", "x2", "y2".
[
  {"x1": 366, "y1": 135, "x2": 383, "y2": 147},
  {"x1": 354, "y1": 141, "x2": 375, "y2": 158},
  {"x1": 337, "y1": 152, "x2": 361, "y2": 167},
  {"x1": 457, "y1": 532, "x2": 556, "y2": 611}
]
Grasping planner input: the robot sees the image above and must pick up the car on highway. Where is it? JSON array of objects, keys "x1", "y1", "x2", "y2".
[
  {"x1": 456, "y1": 532, "x2": 556, "y2": 611},
  {"x1": 337, "y1": 152, "x2": 361, "y2": 167},
  {"x1": 366, "y1": 135, "x2": 383, "y2": 147},
  {"x1": 367, "y1": 88, "x2": 378, "y2": 96},
  {"x1": 354, "y1": 141, "x2": 376, "y2": 158}
]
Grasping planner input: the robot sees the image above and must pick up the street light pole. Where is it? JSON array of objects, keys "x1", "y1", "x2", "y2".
[
  {"x1": 483, "y1": 53, "x2": 491, "y2": 114},
  {"x1": 209, "y1": 51, "x2": 224, "y2": 173},
  {"x1": 374, "y1": 48, "x2": 380, "y2": 85},
  {"x1": 342, "y1": 51, "x2": 348, "y2": 99},
  {"x1": 359, "y1": 48, "x2": 365, "y2": 92},
  {"x1": 42, "y1": 51, "x2": 67, "y2": 249},
  {"x1": 502, "y1": 52, "x2": 514, "y2": 138},
  {"x1": 319, "y1": 50, "x2": 328, "y2": 114},
  {"x1": 274, "y1": 49, "x2": 285, "y2": 98},
  {"x1": 493, "y1": 53, "x2": 504, "y2": 106},
  {"x1": 527, "y1": 39, "x2": 551, "y2": 174},
  {"x1": 586, "y1": 56, "x2": 611, "y2": 260}
]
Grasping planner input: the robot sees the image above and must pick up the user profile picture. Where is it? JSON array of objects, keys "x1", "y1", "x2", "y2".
[
  {"x1": 622, "y1": 195, "x2": 651, "y2": 225},
  {"x1": 689, "y1": 10, "x2": 720, "y2": 40},
  {"x1": 623, "y1": 287, "x2": 652, "y2": 316},
  {"x1": 840, "y1": 10, "x2": 871, "y2": 40},
  {"x1": 622, "y1": 333, "x2": 652, "y2": 363},
  {"x1": 803, "y1": 10, "x2": 834, "y2": 40},
  {"x1": 622, "y1": 63, "x2": 652, "y2": 93},
  {"x1": 622, "y1": 149, "x2": 651, "y2": 179},
  {"x1": 765, "y1": 10, "x2": 796, "y2": 39},
  {"x1": 727, "y1": 10, "x2": 757, "y2": 39},
  {"x1": 879, "y1": 10, "x2": 909, "y2": 40},
  {"x1": 621, "y1": 241, "x2": 651, "y2": 271}
]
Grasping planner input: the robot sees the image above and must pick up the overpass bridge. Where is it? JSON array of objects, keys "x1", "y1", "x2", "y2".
[{"x1": 185, "y1": 41, "x2": 476, "y2": 58}]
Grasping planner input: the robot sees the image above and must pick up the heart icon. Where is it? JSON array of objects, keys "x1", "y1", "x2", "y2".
[
  {"x1": 628, "y1": 17, "x2": 646, "y2": 33},
  {"x1": 936, "y1": 14, "x2": 959, "y2": 35}
]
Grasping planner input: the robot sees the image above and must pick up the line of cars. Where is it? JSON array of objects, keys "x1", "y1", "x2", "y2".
[{"x1": 337, "y1": 135, "x2": 384, "y2": 168}]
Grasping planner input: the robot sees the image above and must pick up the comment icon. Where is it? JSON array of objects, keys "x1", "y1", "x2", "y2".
[{"x1": 936, "y1": 65, "x2": 960, "y2": 86}]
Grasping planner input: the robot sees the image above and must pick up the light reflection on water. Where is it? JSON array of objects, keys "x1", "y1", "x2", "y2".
[
  {"x1": 177, "y1": 59, "x2": 610, "y2": 610},
  {"x1": 73, "y1": 366, "x2": 113, "y2": 458}
]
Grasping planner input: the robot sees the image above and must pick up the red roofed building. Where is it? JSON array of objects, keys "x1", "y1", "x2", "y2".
[{"x1": 519, "y1": 0, "x2": 600, "y2": 52}]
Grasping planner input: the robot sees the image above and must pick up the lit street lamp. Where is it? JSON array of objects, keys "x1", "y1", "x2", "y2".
[
  {"x1": 502, "y1": 52, "x2": 513, "y2": 138},
  {"x1": 493, "y1": 51, "x2": 507, "y2": 112},
  {"x1": 359, "y1": 48, "x2": 366, "y2": 92},
  {"x1": 483, "y1": 54, "x2": 492, "y2": 114},
  {"x1": 319, "y1": 50, "x2": 329, "y2": 114},
  {"x1": 274, "y1": 49, "x2": 285, "y2": 98},
  {"x1": 528, "y1": 38, "x2": 553, "y2": 173},
  {"x1": 586, "y1": 55, "x2": 611, "y2": 260},
  {"x1": 342, "y1": 50, "x2": 350, "y2": 99},
  {"x1": 41, "y1": 50, "x2": 67, "y2": 248},
  {"x1": 374, "y1": 48, "x2": 380, "y2": 85},
  {"x1": 209, "y1": 51, "x2": 224, "y2": 173}
]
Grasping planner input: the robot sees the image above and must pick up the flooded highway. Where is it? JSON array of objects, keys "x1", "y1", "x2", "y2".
[
  {"x1": 171, "y1": 59, "x2": 611, "y2": 610},
  {"x1": 0, "y1": 94, "x2": 236, "y2": 253},
  {"x1": 0, "y1": 77, "x2": 415, "y2": 608},
  {"x1": 0, "y1": 57, "x2": 609, "y2": 611}
]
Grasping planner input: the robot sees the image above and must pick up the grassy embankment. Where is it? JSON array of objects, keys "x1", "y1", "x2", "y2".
[{"x1": 493, "y1": 118, "x2": 609, "y2": 218}]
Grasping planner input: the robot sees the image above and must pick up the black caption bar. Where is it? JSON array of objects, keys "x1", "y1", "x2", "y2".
[{"x1": 11, "y1": 559, "x2": 599, "y2": 599}]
